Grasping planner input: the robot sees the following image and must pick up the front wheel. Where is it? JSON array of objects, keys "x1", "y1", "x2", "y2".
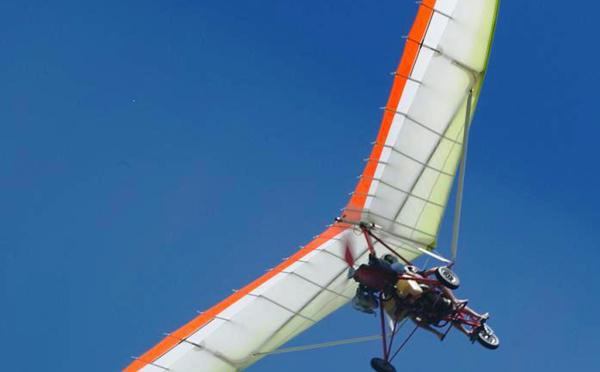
[
  {"x1": 476, "y1": 324, "x2": 500, "y2": 350},
  {"x1": 370, "y1": 358, "x2": 397, "y2": 372},
  {"x1": 435, "y1": 266, "x2": 460, "y2": 289}
]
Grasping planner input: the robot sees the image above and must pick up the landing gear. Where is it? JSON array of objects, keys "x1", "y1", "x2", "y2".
[
  {"x1": 370, "y1": 358, "x2": 396, "y2": 372},
  {"x1": 435, "y1": 266, "x2": 460, "y2": 289},
  {"x1": 475, "y1": 324, "x2": 500, "y2": 350}
]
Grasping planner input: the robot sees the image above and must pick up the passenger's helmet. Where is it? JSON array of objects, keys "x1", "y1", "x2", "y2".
[{"x1": 382, "y1": 254, "x2": 398, "y2": 265}]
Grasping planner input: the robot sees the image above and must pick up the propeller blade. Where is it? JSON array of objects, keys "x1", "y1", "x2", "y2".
[{"x1": 344, "y1": 241, "x2": 356, "y2": 267}]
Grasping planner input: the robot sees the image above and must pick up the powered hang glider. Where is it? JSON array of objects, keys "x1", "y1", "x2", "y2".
[{"x1": 126, "y1": 1, "x2": 499, "y2": 371}]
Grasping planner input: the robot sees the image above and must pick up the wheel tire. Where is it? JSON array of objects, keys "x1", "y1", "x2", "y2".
[
  {"x1": 476, "y1": 324, "x2": 500, "y2": 350},
  {"x1": 435, "y1": 266, "x2": 460, "y2": 289},
  {"x1": 370, "y1": 358, "x2": 397, "y2": 372}
]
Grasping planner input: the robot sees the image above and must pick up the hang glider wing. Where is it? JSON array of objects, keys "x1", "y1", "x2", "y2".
[
  {"x1": 125, "y1": 1, "x2": 498, "y2": 370},
  {"x1": 345, "y1": 0, "x2": 499, "y2": 252}
]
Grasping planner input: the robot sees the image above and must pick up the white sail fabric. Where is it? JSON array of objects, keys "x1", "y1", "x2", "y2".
[
  {"x1": 126, "y1": 1, "x2": 499, "y2": 371},
  {"x1": 131, "y1": 229, "x2": 407, "y2": 372},
  {"x1": 345, "y1": 0, "x2": 499, "y2": 251}
]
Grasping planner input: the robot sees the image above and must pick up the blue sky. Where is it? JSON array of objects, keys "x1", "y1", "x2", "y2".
[{"x1": 1, "y1": 1, "x2": 599, "y2": 371}]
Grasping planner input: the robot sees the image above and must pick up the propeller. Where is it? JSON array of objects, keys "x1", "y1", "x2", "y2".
[
  {"x1": 344, "y1": 239, "x2": 357, "y2": 279},
  {"x1": 344, "y1": 241, "x2": 356, "y2": 267}
]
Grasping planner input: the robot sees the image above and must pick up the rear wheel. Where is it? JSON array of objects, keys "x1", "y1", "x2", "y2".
[
  {"x1": 476, "y1": 324, "x2": 500, "y2": 350},
  {"x1": 435, "y1": 266, "x2": 460, "y2": 289},
  {"x1": 370, "y1": 358, "x2": 397, "y2": 372}
]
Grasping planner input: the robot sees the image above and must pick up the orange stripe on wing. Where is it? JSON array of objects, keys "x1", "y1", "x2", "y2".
[
  {"x1": 345, "y1": 2, "x2": 436, "y2": 221},
  {"x1": 124, "y1": 225, "x2": 348, "y2": 371},
  {"x1": 126, "y1": 2, "x2": 437, "y2": 370}
]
